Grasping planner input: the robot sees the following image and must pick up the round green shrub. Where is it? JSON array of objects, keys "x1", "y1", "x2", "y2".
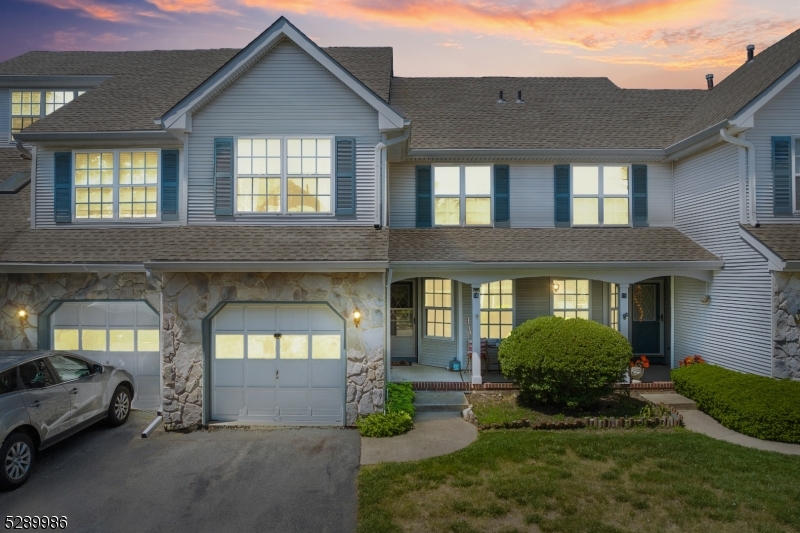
[
  {"x1": 356, "y1": 411, "x2": 413, "y2": 438},
  {"x1": 497, "y1": 316, "x2": 631, "y2": 408}
]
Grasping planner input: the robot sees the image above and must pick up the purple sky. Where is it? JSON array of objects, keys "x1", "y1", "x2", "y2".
[{"x1": 1, "y1": 0, "x2": 799, "y2": 89}]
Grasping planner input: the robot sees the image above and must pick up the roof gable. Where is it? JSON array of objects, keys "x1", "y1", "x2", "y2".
[{"x1": 160, "y1": 17, "x2": 404, "y2": 134}]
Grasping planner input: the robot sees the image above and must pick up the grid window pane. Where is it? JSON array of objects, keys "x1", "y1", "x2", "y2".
[
  {"x1": 237, "y1": 138, "x2": 282, "y2": 213},
  {"x1": 434, "y1": 166, "x2": 460, "y2": 195},
  {"x1": 480, "y1": 280, "x2": 513, "y2": 339},
  {"x1": 248, "y1": 335, "x2": 276, "y2": 359},
  {"x1": 573, "y1": 198, "x2": 599, "y2": 225},
  {"x1": 424, "y1": 279, "x2": 453, "y2": 338},
  {"x1": 44, "y1": 90, "x2": 75, "y2": 115},
  {"x1": 604, "y1": 197, "x2": 629, "y2": 225},
  {"x1": 553, "y1": 278, "x2": 591, "y2": 320},
  {"x1": 11, "y1": 91, "x2": 41, "y2": 133},
  {"x1": 464, "y1": 166, "x2": 491, "y2": 194},
  {"x1": 284, "y1": 139, "x2": 332, "y2": 214},
  {"x1": 573, "y1": 167, "x2": 599, "y2": 194},
  {"x1": 435, "y1": 197, "x2": 460, "y2": 225},
  {"x1": 604, "y1": 166, "x2": 629, "y2": 194},
  {"x1": 75, "y1": 152, "x2": 115, "y2": 219},
  {"x1": 118, "y1": 151, "x2": 158, "y2": 218},
  {"x1": 610, "y1": 283, "x2": 620, "y2": 330},
  {"x1": 465, "y1": 197, "x2": 491, "y2": 225}
]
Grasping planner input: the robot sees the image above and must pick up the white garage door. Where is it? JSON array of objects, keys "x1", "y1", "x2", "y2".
[
  {"x1": 212, "y1": 304, "x2": 345, "y2": 425},
  {"x1": 51, "y1": 301, "x2": 160, "y2": 410}
]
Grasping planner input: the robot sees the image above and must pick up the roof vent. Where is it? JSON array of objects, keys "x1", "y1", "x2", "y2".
[
  {"x1": 497, "y1": 90, "x2": 505, "y2": 104},
  {"x1": 747, "y1": 44, "x2": 755, "y2": 62},
  {"x1": 516, "y1": 90, "x2": 525, "y2": 104},
  {"x1": 706, "y1": 74, "x2": 714, "y2": 90}
]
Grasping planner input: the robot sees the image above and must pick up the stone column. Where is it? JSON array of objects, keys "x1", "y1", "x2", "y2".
[
  {"x1": 619, "y1": 282, "x2": 631, "y2": 341},
  {"x1": 471, "y1": 284, "x2": 482, "y2": 385}
]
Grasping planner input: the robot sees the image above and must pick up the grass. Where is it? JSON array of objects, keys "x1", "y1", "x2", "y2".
[
  {"x1": 470, "y1": 391, "x2": 650, "y2": 426},
  {"x1": 358, "y1": 429, "x2": 800, "y2": 533}
]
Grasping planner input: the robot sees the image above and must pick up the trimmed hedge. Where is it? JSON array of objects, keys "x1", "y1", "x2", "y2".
[
  {"x1": 498, "y1": 316, "x2": 631, "y2": 408},
  {"x1": 386, "y1": 382, "x2": 415, "y2": 417},
  {"x1": 672, "y1": 364, "x2": 800, "y2": 443}
]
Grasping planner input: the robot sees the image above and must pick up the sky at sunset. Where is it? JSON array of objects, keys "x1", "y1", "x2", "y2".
[{"x1": 1, "y1": 0, "x2": 799, "y2": 89}]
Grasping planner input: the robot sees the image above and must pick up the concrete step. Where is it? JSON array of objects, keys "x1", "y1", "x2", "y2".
[
  {"x1": 414, "y1": 391, "x2": 469, "y2": 413},
  {"x1": 639, "y1": 392, "x2": 697, "y2": 410}
]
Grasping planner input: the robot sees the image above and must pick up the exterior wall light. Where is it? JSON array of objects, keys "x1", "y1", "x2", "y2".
[
  {"x1": 353, "y1": 309, "x2": 362, "y2": 328},
  {"x1": 553, "y1": 282, "x2": 560, "y2": 293},
  {"x1": 18, "y1": 309, "x2": 27, "y2": 319}
]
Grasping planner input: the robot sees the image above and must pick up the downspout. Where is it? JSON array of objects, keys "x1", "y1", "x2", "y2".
[
  {"x1": 374, "y1": 126, "x2": 411, "y2": 227},
  {"x1": 15, "y1": 139, "x2": 32, "y2": 160},
  {"x1": 720, "y1": 128, "x2": 758, "y2": 226}
]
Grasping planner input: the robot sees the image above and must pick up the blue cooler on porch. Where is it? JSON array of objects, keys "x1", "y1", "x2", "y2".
[{"x1": 448, "y1": 357, "x2": 462, "y2": 372}]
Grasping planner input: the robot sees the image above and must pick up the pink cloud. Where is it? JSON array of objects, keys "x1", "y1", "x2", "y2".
[{"x1": 28, "y1": 0, "x2": 130, "y2": 22}]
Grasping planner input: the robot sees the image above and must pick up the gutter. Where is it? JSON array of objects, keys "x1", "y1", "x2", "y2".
[
  {"x1": 15, "y1": 139, "x2": 31, "y2": 159},
  {"x1": 406, "y1": 147, "x2": 664, "y2": 161},
  {"x1": 13, "y1": 131, "x2": 178, "y2": 143},
  {"x1": 0, "y1": 262, "x2": 145, "y2": 273},
  {"x1": 144, "y1": 260, "x2": 389, "y2": 272},
  {"x1": 374, "y1": 124, "x2": 411, "y2": 227},
  {"x1": 664, "y1": 120, "x2": 729, "y2": 159},
  {"x1": 720, "y1": 128, "x2": 757, "y2": 226},
  {"x1": 389, "y1": 260, "x2": 724, "y2": 270}
]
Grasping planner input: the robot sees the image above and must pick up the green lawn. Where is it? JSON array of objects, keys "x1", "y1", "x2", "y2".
[{"x1": 358, "y1": 429, "x2": 800, "y2": 533}]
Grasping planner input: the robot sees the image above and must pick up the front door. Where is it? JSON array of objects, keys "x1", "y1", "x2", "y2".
[
  {"x1": 390, "y1": 282, "x2": 416, "y2": 362},
  {"x1": 631, "y1": 282, "x2": 662, "y2": 357}
]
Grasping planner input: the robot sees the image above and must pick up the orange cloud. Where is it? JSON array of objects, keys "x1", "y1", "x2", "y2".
[
  {"x1": 145, "y1": 0, "x2": 237, "y2": 14},
  {"x1": 28, "y1": 0, "x2": 130, "y2": 21}
]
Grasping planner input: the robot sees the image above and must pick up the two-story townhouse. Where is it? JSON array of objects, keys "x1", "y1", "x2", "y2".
[{"x1": 1, "y1": 17, "x2": 798, "y2": 431}]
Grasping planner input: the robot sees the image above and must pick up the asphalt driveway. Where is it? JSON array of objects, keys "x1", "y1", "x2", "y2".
[{"x1": 0, "y1": 411, "x2": 360, "y2": 533}]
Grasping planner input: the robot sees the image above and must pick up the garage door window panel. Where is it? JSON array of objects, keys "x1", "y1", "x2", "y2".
[
  {"x1": 110, "y1": 329, "x2": 134, "y2": 351},
  {"x1": 53, "y1": 329, "x2": 79, "y2": 351},
  {"x1": 215, "y1": 334, "x2": 244, "y2": 359},
  {"x1": 280, "y1": 335, "x2": 309, "y2": 359},
  {"x1": 81, "y1": 329, "x2": 107, "y2": 351},
  {"x1": 137, "y1": 330, "x2": 159, "y2": 352},
  {"x1": 248, "y1": 335, "x2": 277, "y2": 359},
  {"x1": 312, "y1": 335, "x2": 341, "y2": 359}
]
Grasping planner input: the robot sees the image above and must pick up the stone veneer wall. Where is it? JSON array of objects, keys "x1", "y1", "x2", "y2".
[
  {"x1": 0, "y1": 272, "x2": 160, "y2": 350},
  {"x1": 773, "y1": 272, "x2": 800, "y2": 379},
  {"x1": 160, "y1": 272, "x2": 386, "y2": 429}
]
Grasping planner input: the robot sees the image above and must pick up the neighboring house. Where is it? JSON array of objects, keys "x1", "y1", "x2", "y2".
[{"x1": 0, "y1": 17, "x2": 798, "y2": 430}]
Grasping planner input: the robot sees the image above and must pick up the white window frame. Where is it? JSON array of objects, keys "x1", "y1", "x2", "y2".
[
  {"x1": 233, "y1": 135, "x2": 335, "y2": 216},
  {"x1": 432, "y1": 165, "x2": 493, "y2": 227},
  {"x1": 423, "y1": 278, "x2": 454, "y2": 340},
  {"x1": 480, "y1": 279, "x2": 515, "y2": 340},
  {"x1": 10, "y1": 89, "x2": 86, "y2": 138},
  {"x1": 71, "y1": 149, "x2": 162, "y2": 223},
  {"x1": 550, "y1": 277, "x2": 592, "y2": 320},
  {"x1": 610, "y1": 283, "x2": 619, "y2": 331},
  {"x1": 571, "y1": 164, "x2": 632, "y2": 227}
]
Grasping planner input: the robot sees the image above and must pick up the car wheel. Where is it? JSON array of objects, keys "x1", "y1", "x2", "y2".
[
  {"x1": 0, "y1": 433, "x2": 35, "y2": 491},
  {"x1": 107, "y1": 385, "x2": 132, "y2": 427}
]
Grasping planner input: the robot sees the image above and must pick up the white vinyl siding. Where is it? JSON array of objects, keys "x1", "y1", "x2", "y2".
[
  {"x1": 388, "y1": 161, "x2": 673, "y2": 228},
  {"x1": 747, "y1": 74, "x2": 800, "y2": 221},
  {"x1": 189, "y1": 40, "x2": 380, "y2": 225},
  {"x1": 673, "y1": 143, "x2": 772, "y2": 375}
]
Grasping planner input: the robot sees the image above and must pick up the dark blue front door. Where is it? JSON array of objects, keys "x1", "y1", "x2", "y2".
[{"x1": 631, "y1": 283, "x2": 661, "y2": 356}]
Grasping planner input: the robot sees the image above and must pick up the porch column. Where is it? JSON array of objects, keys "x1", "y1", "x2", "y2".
[
  {"x1": 471, "y1": 284, "x2": 482, "y2": 385},
  {"x1": 619, "y1": 283, "x2": 630, "y2": 341}
]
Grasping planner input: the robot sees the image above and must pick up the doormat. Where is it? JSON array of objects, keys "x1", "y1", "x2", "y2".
[{"x1": 391, "y1": 361, "x2": 413, "y2": 366}]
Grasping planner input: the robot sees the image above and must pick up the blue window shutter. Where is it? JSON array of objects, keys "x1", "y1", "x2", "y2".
[
  {"x1": 416, "y1": 165, "x2": 432, "y2": 228},
  {"x1": 554, "y1": 164, "x2": 570, "y2": 227},
  {"x1": 632, "y1": 164, "x2": 648, "y2": 227},
  {"x1": 214, "y1": 138, "x2": 233, "y2": 216},
  {"x1": 335, "y1": 137, "x2": 356, "y2": 215},
  {"x1": 772, "y1": 136, "x2": 792, "y2": 215},
  {"x1": 161, "y1": 150, "x2": 179, "y2": 221},
  {"x1": 494, "y1": 164, "x2": 510, "y2": 227},
  {"x1": 54, "y1": 152, "x2": 72, "y2": 223}
]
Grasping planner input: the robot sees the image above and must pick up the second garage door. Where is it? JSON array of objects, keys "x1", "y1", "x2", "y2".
[{"x1": 211, "y1": 304, "x2": 345, "y2": 425}]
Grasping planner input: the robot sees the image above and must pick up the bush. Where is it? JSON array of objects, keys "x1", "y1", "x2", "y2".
[
  {"x1": 497, "y1": 316, "x2": 631, "y2": 408},
  {"x1": 672, "y1": 364, "x2": 800, "y2": 443},
  {"x1": 357, "y1": 411, "x2": 413, "y2": 438},
  {"x1": 386, "y1": 382, "x2": 415, "y2": 417}
]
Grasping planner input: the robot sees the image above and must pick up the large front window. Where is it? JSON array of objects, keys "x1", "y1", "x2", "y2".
[
  {"x1": 572, "y1": 166, "x2": 629, "y2": 226},
  {"x1": 433, "y1": 165, "x2": 491, "y2": 226},
  {"x1": 480, "y1": 280, "x2": 513, "y2": 339},
  {"x1": 235, "y1": 137, "x2": 332, "y2": 214},
  {"x1": 11, "y1": 90, "x2": 85, "y2": 134},
  {"x1": 424, "y1": 278, "x2": 453, "y2": 338},
  {"x1": 553, "y1": 279, "x2": 590, "y2": 319},
  {"x1": 74, "y1": 150, "x2": 159, "y2": 220}
]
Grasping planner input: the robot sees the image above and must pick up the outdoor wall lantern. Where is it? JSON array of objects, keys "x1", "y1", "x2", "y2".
[
  {"x1": 17, "y1": 309, "x2": 27, "y2": 320},
  {"x1": 553, "y1": 282, "x2": 560, "y2": 293},
  {"x1": 353, "y1": 309, "x2": 362, "y2": 328}
]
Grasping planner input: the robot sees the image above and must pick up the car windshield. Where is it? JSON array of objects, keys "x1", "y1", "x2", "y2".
[{"x1": 48, "y1": 355, "x2": 93, "y2": 382}]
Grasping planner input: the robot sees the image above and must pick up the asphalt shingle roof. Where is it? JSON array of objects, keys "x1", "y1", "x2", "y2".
[
  {"x1": 0, "y1": 46, "x2": 393, "y2": 134},
  {"x1": 742, "y1": 224, "x2": 800, "y2": 262},
  {"x1": 0, "y1": 187, "x2": 389, "y2": 263},
  {"x1": 389, "y1": 228, "x2": 719, "y2": 263},
  {"x1": 389, "y1": 77, "x2": 707, "y2": 150},
  {"x1": 0, "y1": 148, "x2": 31, "y2": 184},
  {"x1": 678, "y1": 28, "x2": 800, "y2": 140}
]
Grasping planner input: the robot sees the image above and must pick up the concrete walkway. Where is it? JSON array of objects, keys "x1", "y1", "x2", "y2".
[
  {"x1": 680, "y1": 410, "x2": 800, "y2": 455},
  {"x1": 360, "y1": 412, "x2": 477, "y2": 465}
]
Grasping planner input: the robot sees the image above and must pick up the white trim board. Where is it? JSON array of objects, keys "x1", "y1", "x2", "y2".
[{"x1": 159, "y1": 17, "x2": 404, "y2": 136}]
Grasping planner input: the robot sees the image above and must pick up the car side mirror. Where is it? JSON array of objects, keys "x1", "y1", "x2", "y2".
[{"x1": 93, "y1": 364, "x2": 104, "y2": 375}]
